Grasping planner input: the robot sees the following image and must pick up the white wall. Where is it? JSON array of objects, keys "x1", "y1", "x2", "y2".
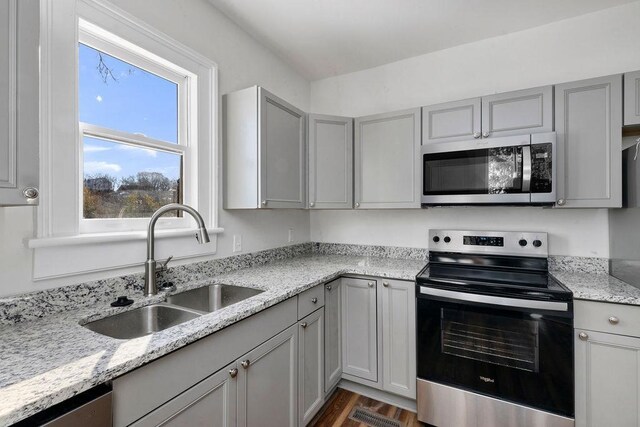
[
  {"x1": 309, "y1": 1, "x2": 640, "y2": 258},
  {"x1": 0, "y1": 0, "x2": 310, "y2": 297}
]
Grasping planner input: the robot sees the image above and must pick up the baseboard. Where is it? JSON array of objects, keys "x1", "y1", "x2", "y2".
[{"x1": 338, "y1": 379, "x2": 417, "y2": 413}]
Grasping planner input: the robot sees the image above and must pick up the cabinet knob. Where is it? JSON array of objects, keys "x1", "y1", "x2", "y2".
[
  {"x1": 557, "y1": 199, "x2": 566, "y2": 206},
  {"x1": 241, "y1": 360, "x2": 250, "y2": 369},
  {"x1": 482, "y1": 131, "x2": 490, "y2": 138},
  {"x1": 229, "y1": 368, "x2": 238, "y2": 378},
  {"x1": 23, "y1": 187, "x2": 39, "y2": 200},
  {"x1": 383, "y1": 282, "x2": 389, "y2": 287},
  {"x1": 473, "y1": 132, "x2": 481, "y2": 139},
  {"x1": 368, "y1": 282, "x2": 374, "y2": 288},
  {"x1": 311, "y1": 297, "x2": 318, "y2": 304},
  {"x1": 261, "y1": 200, "x2": 267, "y2": 206},
  {"x1": 355, "y1": 202, "x2": 360, "y2": 208},
  {"x1": 578, "y1": 332, "x2": 589, "y2": 341},
  {"x1": 326, "y1": 285, "x2": 332, "y2": 291},
  {"x1": 309, "y1": 202, "x2": 315, "y2": 207},
  {"x1": 608, "y1": 316, "x2": 620, "y2": 325},
  {"x1": 301, "y1": 322, "x2": 307, "y2": 328}
]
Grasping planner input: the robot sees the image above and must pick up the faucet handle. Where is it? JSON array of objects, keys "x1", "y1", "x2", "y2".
[{"x1": 157, "y1": 256, "x2": 173, "y2": 272}]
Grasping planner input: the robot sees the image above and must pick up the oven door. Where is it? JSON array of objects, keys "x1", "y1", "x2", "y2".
[
  {"x1": 421, "y1": 134, "x2": 533, "y2": 205},
  {"x1": 416, "y1": 286, "x2": 574, "y2": 417}
]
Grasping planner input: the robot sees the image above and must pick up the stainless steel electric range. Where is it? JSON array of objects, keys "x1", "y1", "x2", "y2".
[{"x1": 416, "y1": 230, "x2": 574, "y2": 427}]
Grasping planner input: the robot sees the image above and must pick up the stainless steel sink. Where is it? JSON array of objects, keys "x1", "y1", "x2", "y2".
[
  {"x1": 83, "y1": 303, "x2": 201, "y2": 339},
  {"x1": 167, "y1": 284, "x2": 264, "y2": 313}
]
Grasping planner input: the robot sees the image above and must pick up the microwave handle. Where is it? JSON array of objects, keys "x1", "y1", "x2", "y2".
[{"x1": 522, "y1": 145, "x2": 531, "y2": 192}]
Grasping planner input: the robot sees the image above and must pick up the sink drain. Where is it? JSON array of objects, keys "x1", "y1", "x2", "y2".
[{"x1": 348, "y1": 406, "x2": 405, "y2": 427}]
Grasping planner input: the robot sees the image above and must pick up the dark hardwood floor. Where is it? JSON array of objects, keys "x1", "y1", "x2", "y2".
[{"x1": 309, "y1": 388, "x2": 423, "y2": 427}]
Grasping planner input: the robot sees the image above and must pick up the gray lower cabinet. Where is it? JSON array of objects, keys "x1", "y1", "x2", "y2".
[
  {"x1": 324, "y1": 280, "x2": 342, "y2": 395},
  {"x1": 422, "y1": 98, "x2": 482, "y2": 144},
  {"x1": 575, "y1": 330, "x2": 640, "y2": 427},
  {"x1": 224, "y1": 86, "x2": 306, "y2": 209},
  {"x1": 341, "y1": 278, "x2": 378, "y2": 382},
  {"x1": 0, "y1": 0, "x2": 39, "y2": 206},
  {"x1": 131, "y1": 362, "x2": 237, "y2": 427},
  {"x1": 308, "y1": 114, "x2": 353, "y2": 209},
  {"x1": 624, "y1": 71, "x2": 640, "y2": 126},
  {"x1": 354, "y1": 109, "x2": 421, "y2": 209},
  {"x1": 555, "y1": 74, "x2": 623, "y2": 208},
  {"x1": 481, "y1": 85, "x2": 553, "y2": 138},
  {"x1": 380, "y1": 279, "x2": 416, "y2": 399},
  {"x1": 237, "y1": 324, "x2": 298, "y2": 427},
  {"x1": 298, "y1": 309, "x2": 324, "y2": 426}
]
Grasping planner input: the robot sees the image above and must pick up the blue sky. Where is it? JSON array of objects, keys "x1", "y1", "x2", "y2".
[{"x1": 79, "y1": 43, "x2": 181, "y2": 181}]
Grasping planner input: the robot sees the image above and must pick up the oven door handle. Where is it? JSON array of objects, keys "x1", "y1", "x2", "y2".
[
  {"x1": 522, "y1": 145, "x2": 532, "y2": 193},
  {"x1": 418, "y1": 286, "x2": 569, "y2": 312}
]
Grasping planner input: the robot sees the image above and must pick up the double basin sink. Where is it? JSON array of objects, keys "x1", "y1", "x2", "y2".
[{"x1": 83, "y1": 284, "x2": 264, "y2": 340}]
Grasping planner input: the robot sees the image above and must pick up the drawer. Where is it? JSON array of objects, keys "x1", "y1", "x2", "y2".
[
  {"x1": 298, "y1": 285, "x2": 325, "y2": 319},
  {"x1": 574, "y1": 299, "x2": 640, "y2": 337}
]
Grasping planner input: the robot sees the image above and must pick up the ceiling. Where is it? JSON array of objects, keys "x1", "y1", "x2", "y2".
[{"x1": 208, "y1": 0, "x2": 635, "y2": 80}]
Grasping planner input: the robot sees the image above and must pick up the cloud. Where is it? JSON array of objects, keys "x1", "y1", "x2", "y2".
[
  {"x1": 118, "y1": 145, "x2": 157, "y2": 157},
  {"x1": 96, "y1": 95, "x2": 103, "y2": 102},
  {"x1": 85, "y1": 161, "x2": 122, "y2": 174},
  {"x1": 83, "y1": 145, "x2": 110, "y2": 153}
]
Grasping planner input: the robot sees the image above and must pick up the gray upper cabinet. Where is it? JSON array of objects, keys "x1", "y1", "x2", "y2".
[
  {"x1": 324, "y1": 280, "x2": 342, "y2": 395},
  {"x1": 380, "y1": 279, "x2": 416, "y2": 399},
  {"x1": 555, "y1": 75, "x2": 623, "y2": 208},
  {"x1": 354, "y1": 108, "x2": 421, "y2": 209},
  {"x1": 624, "y1": 71, "x2": 640, "y2": 126},
  {"x1": 0, "y1": 0, "x2": 39, "y2": 206},
  {"x1": 481, "y1": 85, "x2": 553, "y2": 138},
  {"x1": 298, "y1": 308, "x2": 324, "y2": 427},
  {"x1": 237, "y1": 324, "x2": 298, "y2": 427},
  {"x1": 308, "y1": 114, "x2": 353, "y2": 209},
  {"x1": 422, "y1": 98, "x2": 481, "y2": 145},
  {"x1": 131, "y1": 362, "x2": 237, "y2": 427},
  {"x1": 341, "y1": 277, "x2": 378, "y2": 382},
  {"x1": 224, "y1": 86, "x2": 306, "y2": 209}
]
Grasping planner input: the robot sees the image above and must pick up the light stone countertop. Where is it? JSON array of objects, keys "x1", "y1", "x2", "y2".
[
  {"x1": 0, "y1": 254, "x2": 426, "y2": 426},
  {"x1": 552, "y1": 270, "x2": 640, "y2": 306}
]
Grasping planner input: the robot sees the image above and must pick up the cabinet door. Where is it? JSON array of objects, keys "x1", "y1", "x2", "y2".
[
  {"x1": 0, "y1": 0, "x2": 39, "y2": 206},
  {"x1": 380, "y1": 279, "x2": 416, "y2": 399},
  {"x1": 341, "y1": 278, "x2": 378, "y2": 382},
  {"x1": 422, "y1": 98, "x2": 481, "y2": 145},
  {"x1": 131, "y1": 362, "x2": 237, "y2": 427},
  {"x1": 308, "y1": 114, "x2": 353, "y2": 209},
  {"x1": 298, "y1": 309, "x2": 324, "y2": 426},
  {"x1": 259, "y1": 88, "x2": 306, "y2": 209},
  {"x1": 555, "y1": 75, "x2": 623, "y2": 208},
  {"x1": 575, "y1": 330, "x2": 640, "y2": 427},
  {"x1": 324, "y1": 280, "x2": 342, "y2": 394},
  {"x1": 624, "y1": 71, "x2": 640, "y2": 126},
  {"x1": 237, "y1": 324, "x2": 298, "y2": 427},
  {"x1": 481, "y1": 86, "x2": 553, "y2": 138},
  {"x1": 355, "y1": 108, "x2": 421, "y2": 209}
]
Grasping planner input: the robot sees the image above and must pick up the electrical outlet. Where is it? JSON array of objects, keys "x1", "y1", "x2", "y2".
[
  {"x1": 233, "y1": 234, "x2": 242, "y2": 252},
  {"x1": 288, "y1": 228, "x2": 294, "y2": 243}
]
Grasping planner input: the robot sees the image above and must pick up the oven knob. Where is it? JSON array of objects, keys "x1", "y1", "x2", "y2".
[
  {"x1": 432, "y1": 236, "x2": 440, "y2": 243},
  {"x1": 444, "y1": 236, "x2": 451, "y2": 243},
  {"x1": 533, "y1": 240, "x2": 542, "y2": 248},
  {"x1": 519, "y1": 239, "x2": 528, "y2": 247}
]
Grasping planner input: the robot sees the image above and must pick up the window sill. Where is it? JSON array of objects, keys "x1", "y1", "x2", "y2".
[{"x1": 26, "y1": 227, "x2": 224, "y2": 249}]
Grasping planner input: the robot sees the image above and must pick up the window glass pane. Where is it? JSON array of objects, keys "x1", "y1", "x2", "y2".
[
  {"x1": 79, "y1": 43, "x2": 179, "y2": 143},
  {"x1": 83, "y1": 136, "x2": 182, "y2": 219}
]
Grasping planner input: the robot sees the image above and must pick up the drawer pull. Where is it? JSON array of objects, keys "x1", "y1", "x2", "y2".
[
  {"x1": 368, "y1": 282, "x2": 374, "y2": 288},
  {"x1": 311, "y1": 297, "x2": 318, "y2": 304},
  {"x1": 326, "y1": 285, "x2": 332, "y2": 291},
  {"x1": 241, "y1": 360, "x2": 250, "y2": 369},
  {"x1": 383, "y1": 282, "x2": 389, "y2": 287},
  {"x1": 229, "y1": 368, "x2": 238, "y2": 378},
  {"x1": 301, "y1": 322, "x2": 308, "y2": 328},
  {"x1": 579, "y1": 332, "x2": 589, "y2": 341},
  {"x1": 608, "y1": 316, "x2": 620, "y2": 325}
]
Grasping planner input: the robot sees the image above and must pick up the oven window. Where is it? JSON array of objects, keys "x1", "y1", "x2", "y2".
[
  {"x1": 423, "y1": 146, "x2": 524, "y2": 195},
  {"x1": 441, "y1": 308, "x2": 539, "y2": 372}
]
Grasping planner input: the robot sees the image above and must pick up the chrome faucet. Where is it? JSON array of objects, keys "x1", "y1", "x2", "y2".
[{"x1": 145, "y1": 203, "x2": 210, "y2": 296}]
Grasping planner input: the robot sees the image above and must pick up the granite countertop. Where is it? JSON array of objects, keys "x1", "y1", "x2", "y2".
[
  {"x1": 0, "y1": 254, "x2": 426, "y2": 426},
  {"x1": 552, "y1": 270, "x2": 640, "y2": 306}
]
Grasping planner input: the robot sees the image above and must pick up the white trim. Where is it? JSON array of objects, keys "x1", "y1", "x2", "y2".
[{"x1": 26, "y1": 227, "x2": 224, "y2": 249}]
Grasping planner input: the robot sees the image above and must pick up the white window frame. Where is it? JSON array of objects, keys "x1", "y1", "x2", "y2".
[{"x1": 78, "y1": 23, "x2": 197, "y2": 233}]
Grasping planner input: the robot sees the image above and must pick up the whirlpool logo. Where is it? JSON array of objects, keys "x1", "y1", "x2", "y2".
[{"x1": 479, "y1": 376, "x2": 495, "y2": 383}]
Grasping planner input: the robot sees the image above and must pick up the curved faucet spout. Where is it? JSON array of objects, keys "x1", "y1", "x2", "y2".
[{"x1": 145, "y1": 203, "x2": 210, "y2": 296}]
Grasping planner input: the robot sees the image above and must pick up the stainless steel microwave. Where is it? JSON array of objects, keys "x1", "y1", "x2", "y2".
[{"x1": 421, "y1": 132, "x2": 556, "y2": 206}]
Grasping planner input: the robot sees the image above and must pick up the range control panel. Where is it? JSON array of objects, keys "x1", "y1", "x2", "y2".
[{"x1": 429, "y1": 230, "x2": 548, "y2": 257}]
